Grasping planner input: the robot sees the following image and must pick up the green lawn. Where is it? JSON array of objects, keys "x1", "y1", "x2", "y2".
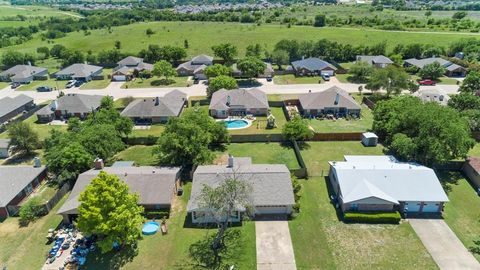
[
  {"x1": 16, "y1": 79, "x2": 62, "y2": 91},
  {"x1": 228, "y1": 106, "x2": 287, "y2": 135},
  {"x1": 469, "y1": 143, "x2": 480, "y2": 157},
  {"x1": 0, "y1": 82, "x2": 9, "y2": 89},
  {"x1": 79, "y1": 68, "x2": 113, "y2": 90},
  {"x1": 300, "y1": 141, "x2": 385, "y2": 176},
  {"x1": 221, "y1": 142, "x2": 300, "y2": 170},
  {"x1": 114, "y1": 145, "x2": 158, "y2": 166},
  {"x1": 20, "y1": 181, "x2": 58, "y2": 205},
  {"x1": 289, "y1": 177, "x2": 438, "y2": 270},
  {"x1": 0, "y1": 5, "x2": 81, "y2": 19},
  {"x1": 441, "y1": 172, "x2": 480, "y2": 262},
  {"x1": 307, "y1": 104, "x2": 374, "y2": 133},
  {"x1": 0, "y1": 193, "x2": 68, "y2": 270},
  {"x1": 0, "y1": 114, "x2": 68, "y2": 141},
  {"x1": 83, "y1": 183, "x2": 256, "y2": 269},
  {"x1": 273, "y1": 74, "x2": 323, "y2": 85},
  {"x1": 121, "y1": 76, "x2": 190, "y2": 89},
  {"x1": 4, "y1": 21, "x2": 479, "y2": 57},
  {"x1": 131, "y1": 124, "x2": 166, "y2": 137}
]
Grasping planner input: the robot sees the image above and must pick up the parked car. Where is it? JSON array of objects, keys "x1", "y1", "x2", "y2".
[
  {"x1": 418, "y1": 79, "x2": 436, "y2": 86},
  {"x1": 321, "y1": 74, "x2": 331, "y2": 81},
  {"x1": 11, "y1": 82, "x2": 21, "y2": 89},
  {"x1": 193, "y1": 78, "x2": 199, "y2": 84},
  {"x1": 66, "y1": 80, "x2": 76, "y2": 88},
  {"x1": 74, "y1": 80, "x2": 85, "y2": 87},
  {"x1": 37, "y1": 86, "x2": 52, "y2": 92},
  {"x1": 266, "y1": 76, "x2": 273, "y2": 82}
]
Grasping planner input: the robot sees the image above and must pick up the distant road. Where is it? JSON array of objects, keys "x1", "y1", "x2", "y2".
[{"x1": 0, "y1": 80, "x2": 460, "y2": 104}]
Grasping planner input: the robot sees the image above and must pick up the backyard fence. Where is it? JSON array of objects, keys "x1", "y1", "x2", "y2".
[
  {"x1": 311, "y1": 132, "x2": 363, "y2": 141},
  {"x1": 230, "y1": 134, "x2": 283, "y2": 143},
  {"x1": 41, "y1": 182, "x2": 71, "y2": 214},
  {"x1": 0, "y1": 103, "x2": 47, "y2": 133},
  {"x1": 291, "y1": 140, "x2": 308, "y2": 178},
  {"x1": 362, "y1": 96, "x2": 376, "y2": 110}
]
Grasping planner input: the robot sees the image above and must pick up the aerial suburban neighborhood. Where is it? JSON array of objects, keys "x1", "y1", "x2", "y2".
[{"x1": 1, "y1": 1, "x2": 480, "y2": 270}]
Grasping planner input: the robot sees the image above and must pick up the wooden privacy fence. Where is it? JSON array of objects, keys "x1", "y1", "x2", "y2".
[{"x1": 311, "y1": 132, "x2": 363, "y2": 141}]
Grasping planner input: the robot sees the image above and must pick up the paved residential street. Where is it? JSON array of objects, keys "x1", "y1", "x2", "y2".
[
  {"x1": 256, "y1": 221, "x2": 296, "y2": 270},
  {"x1": 410, "y1": 219, "x2": 480, "y2": 270},
  {"x1": 0, "y1": 80, "x2": 461, "y2": 104}
]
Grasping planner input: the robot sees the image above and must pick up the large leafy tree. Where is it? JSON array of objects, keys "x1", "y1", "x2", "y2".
[
  {"x1": 236, "y1": 57, "x2": 266, "y2": 80},
  {"x1": 271, "y1": 49, "x2": 289, "y2": 70},
  {"x1": 282, "y1": 116, "x2": 314, "y2": 141},
  {"x1": 349, "y1": 61, "x2": 374, "y2": 82},
  {"x1": 204, "y1": 64, "x2": 232, "y2": 79},
  {"x1": 77, "y1": 172, "x2": 144, "y2": 253},
  {"x1": 211, "y1": 43, "x2": 238, "y2": 64},
  {"x1": 373, "y1": 96, "x2": 475, "y2": 165},
  {"x1": 153, "y1": 60, "x2": 177, "y2": 81},
  {"x1": 365, "y1": 65, "x2": 410, "y2": 95},
  {"x1": 448, "y1": 93, "x2": 480, "y2": 132},
  {"x1": 153, "y1": 106, "x2": 229, "y2": 166},
  {"x1": 459, "y1": 71, "x2": 480, "y2": 94},
  {"x1": 207, "y1": 75, "x2": 238, "y2": 98},
  {"x1": 418, "y1": 62, "x2": 446, "y2": 80},
  {"x1": 7, "y1": 122, "x2": 39, "y2": 156}
]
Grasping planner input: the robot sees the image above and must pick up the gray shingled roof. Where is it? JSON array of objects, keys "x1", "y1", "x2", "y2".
[
  {"x1": 117, "y1": 56, "x2": 143, "y2": 66},
  {"x1": 36, "y1": 94, "x2": 103, "y2": 116},
  {"x1": 0, "y1": 94, "x2": 33, "y2": 120},
  {"x1": 0, "y1": 166, "x2": 46, "y2": 207},
  {"x1": 404, "y1": 57, "x2": 451, "y2": 69},
  {"x1": 191, "y1": 54, "x2": 213, "y2": 64},
  {"x1": 55, "y1": 64, "x2": 103, "y2": 78},
  {"x1": 356, "y1": 55, "x2": 393, "y2": 65},
  {"x1": 445, "y1": 63, "x2": 466, "y2": 71},
  {"x1": 0, "y1": 139, "x2": 10, "y2": 149},
  {"x1": 209, "y1": 88, "x2": 269, "y2": 111},
  {"x1": 187, "y1": 159, "x2": 295, "y2": 211},
  {"x1": 298, "y1": 86, "x2": 361, "y2": 110},
  {"x1": 0, "y1": 65, "x2": 47, "y2": 80},
  {"x1": 291, "y1": 57, "x2": 337, "y2": 72},
  {"x1": 121, "y1": 90, "x2": 187, "y2": 118},
  {"x1": 135, "y1": 62, "x2": 154, "y2": 71},
  {"x1": 57, "y1": 166, "x2": 181, "y2": 215}
]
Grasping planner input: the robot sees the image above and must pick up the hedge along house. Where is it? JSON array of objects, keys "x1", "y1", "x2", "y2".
[
  {"x1": 120, "y1": 90, "x2": 187, "y2": 124},
  {"x1": 57, "y1": 160, "x2": 181, "y2": 224},
  {"x1": 298, "y1": 86, "x2": 361, "y2": 118},
  {"x1": 0, "y1": 65, "x2": 48, "y2": 84},
  {"x1": 36, "y1": 93, "x2": 103, "y2": 123},
  {"x1": 0, "y1": 161, "x2": 47, "y2": 219},
  {"x1": 54, "y1": 64, "x2": 103, "y2": 81},
  {"x1": 209, "y1": 88, "x2": 269, "y2": 118},
  {"x1": 187, "y1": 156, "x2": 295, "y2": 224},
  {"x1": 328, "y1": 155, "x2": 449, "y2": 214}
]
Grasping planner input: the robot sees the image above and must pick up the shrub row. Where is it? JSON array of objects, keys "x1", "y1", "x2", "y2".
[
  {"x1": 343, "y1": 211, "x2": 401, "y2": 224},
  {"x1": 145, "y1": 211, "x2": 170, "y2": 220}
]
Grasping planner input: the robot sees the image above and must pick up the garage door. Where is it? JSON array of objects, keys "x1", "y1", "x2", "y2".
[
  {"x1": 421, "y1": 202, "x2": 441, "y2": 213},
  {"x1": 255, "y1": 206, "x2": 288, "y2": 215},
  {"x1": 404, "y1": 201, "x2": 421, "y2": 212},
  {"x1": 113, "y1": 75, "x2": 126, "y2": 81},
  {"x1": 320, "y1": 70, "x2": 334, "y2": 76}
]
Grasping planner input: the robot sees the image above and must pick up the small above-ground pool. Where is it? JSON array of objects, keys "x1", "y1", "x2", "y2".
[
  {"x1": 224, "y1": 119, "x2": 250, "y2": 130},
  {"x1": 142, "y1": 221, "x2": 160, "y2": 235}
]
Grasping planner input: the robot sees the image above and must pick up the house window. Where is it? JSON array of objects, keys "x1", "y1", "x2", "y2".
[
  {"x1": 25, "y1": 183, "x2": 33, "y2": 195},
  {"x1": 350, "y1": 203, "x2": 358, "y2": 211}
]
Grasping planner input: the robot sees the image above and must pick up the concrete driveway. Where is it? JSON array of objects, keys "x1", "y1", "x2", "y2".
[
  {"x1": 410, "y1": 219, "x2": 480, "y2": 270},
  {"x1": 256, "y1": 221, "x2": 296, "y2": 270}
]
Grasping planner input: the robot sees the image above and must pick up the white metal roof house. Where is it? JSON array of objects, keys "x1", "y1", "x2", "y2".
[
  {"x1": 187, "y1": 156, "x2": 295, "y2": 224},
  {"x1": 328, "y1": 155, "x2": 449, "y2": 214}
]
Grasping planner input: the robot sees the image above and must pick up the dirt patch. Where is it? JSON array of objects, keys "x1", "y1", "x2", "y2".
[
  {"x1": 213, "y1": 153, "x2": 228, "y2": 165},
  {"x1": 0, "y1": 220, "x2": 21, "y2": 234}
]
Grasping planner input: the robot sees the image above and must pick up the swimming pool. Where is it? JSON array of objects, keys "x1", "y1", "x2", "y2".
[
  {"x1": 142, "y1": 221, "x2": 160, "y2": 235},
  {"x1": 224, "y1": 119, "x2": 250, "y2": 129}
]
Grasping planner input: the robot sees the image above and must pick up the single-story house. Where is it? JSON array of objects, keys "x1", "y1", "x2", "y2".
[
  {"x1": 413, "y1": 89, "x2": 450, "y2": 105},
  {"x1": 231, "y1": 62, "x2": 274, "y2": 78},
  {"x1": 176, "y1": 54, "x2": 213, "y2": 79},
  {"x1": 0, "y1": 139, "x2": 10, "y2": 158},
  {"x1": 291, "y1": 57, "x2": 337, "y2": 76},
  {"x1": 298, "y1": 87, "x2": 361, "y2": 117},
  {"x1": 187, "y1": 156, "x2": 295, "y2": 224},
  {"x1": 54, "y1": 64, "x2": 103, "y2": 81},
  {"x1": 209, "y1": 88, "x2": 269, "y2": 118},
  {"x1": 112, "y1": 56, "x2": 154, "y2": 81},
  {"x1": 0, "y1": 164, "x2": 47, "y2": 219},
  {"x1": 0, "y1": 65, "x2": 48, "y2": 84},
  {"x1": 121, "y1": 90, "x2": 187, "y2": 124},
  {"x1": 404, "y1": 57, "x2": 467, "y2": 77},
  {"x1": 0, "y1": 94, "x2": 35, "y2": 123},
  {"x1": 36, "y1": 93, "x2": 103, "y2": 123},
  {"x1": 463, "y1": 157, "x2": 480, "y2": 191},
  {"x1": 57, "y1": 161, "x2": 181, "y2": 224},
  {"x1": 328, "y1": 155, "x2": 449, "y2": 214},
  {"x1": 356, "y1": 55, "x2": 393, "y2": 68}
]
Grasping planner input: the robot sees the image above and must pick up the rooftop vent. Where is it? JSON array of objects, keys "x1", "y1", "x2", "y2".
[{"x1": 334, "y1": 93, "x2": 340, "y2": 105}]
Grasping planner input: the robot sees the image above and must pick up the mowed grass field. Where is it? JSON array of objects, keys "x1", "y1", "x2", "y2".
[
  {"x1": 0, "y1": 5, "x2": 81, "y2": 19},
  {"x1": 3, "y1": 21, "x2": 480, "y2": 57}
]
